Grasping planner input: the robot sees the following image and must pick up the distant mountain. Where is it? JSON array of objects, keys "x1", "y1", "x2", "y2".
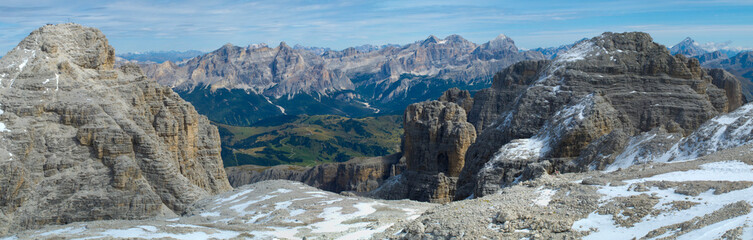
[
  {"x1": 670, "y1": 37, "x2": 708, "y2": 56},
  {"x1": 530, "y1": 38, "x2": 587, "y2": 59},
  {"x1": 117, "y1": 50, "x2": 204, "y2": 63},
  {"x1": 292, "y1": 44, "x2": 331, "y2": 55},
  {"x1": 671, "y1": 37, "x2": 752, "y2": 58},
  {"x1": 703, "y1": 51, "x2": 753, "y2": 100},
  {"x1": 141, "y1": 34, "x2": 545, "y2": 126}
]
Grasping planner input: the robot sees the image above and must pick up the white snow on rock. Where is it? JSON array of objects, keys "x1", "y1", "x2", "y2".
[
  {"x1": 0, "y1": 103, "x2": 7, "y2": 132},
  {"x1": 607, "y1": 103, "x2": 753, "y2": 171},
  {"x1": 641, "y1": 160, "x2": 753, "y2": 182},
  {"x1": 12, "y1": 180, "x2": 435, "y2": 240},
  {"x1": 484, "y1": 95, "x2": 597, "y2": 174},
  {"x1": 575, "y1": 160, "x2": 753, "y2": 240},
  {"x1": 555, "y1": 41, "x2": 596, "y2": 63},
  {"x1": 78, "y1": 224, "x2": 242, "y2": 240},
  {"x1": 532, "y1": 187, "x2": 556, "y2": 206}
]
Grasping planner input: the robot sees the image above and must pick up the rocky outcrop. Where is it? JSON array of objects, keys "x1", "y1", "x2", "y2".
[
  {"x1": 0, "y1": 24, "x2": 231, "y2": 234},
  {"x1": 438, "y1": 88, "x2": 473, "y2": 113},
  {"x1": 369, "y1": 101, "x2": 476, "y2": 203},
  {"x1": 708, "y1": 68, "x2": 745, "y2": 111},
  {"x1": 224, "y1": 154, "x2": 405, "y2": 193},
  {"x1": 451, "y1": 32, "x2": 744, "y2": 199},
  {"x1": 403, "y1": 101, "x2": 476, "y2": 177}
]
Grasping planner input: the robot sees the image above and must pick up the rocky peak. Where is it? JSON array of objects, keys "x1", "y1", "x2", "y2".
[
  {"x1": 444, "y1": 34, "x2": 470, "y2": 45},
  {"x1": 670, "y1": 36, "x2": 707, "y2": 57},
  {"x1": 277, "y1": 41, "x2": 293, "y2": 50},
  {"x1": 422, "y1": 35, "x2": 442, "y2": 45},
  {"x1": 0, "y1": 24, "x2": 231, "y2": 233},
  {"x1": 12, "y1": 23, "x2": 115, "y2": 71},
  {"x1": 485, "y1": 34, "x2": 516, "y2": 50},
  {"x1": 472, "y1": 33, "x2": 522, "y2": 60}
]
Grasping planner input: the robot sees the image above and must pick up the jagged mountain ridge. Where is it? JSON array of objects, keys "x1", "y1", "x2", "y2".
[
  {"x1": 141, "y1": 34, "x2": 544, "y2": 125},
  {"x1": 364, "y1": 31, "x2": 746, "y2": 203},
  {"x1": 454, "y1": 32, "x2": 746, "y2": 199},
  {"x1": 0, "y1": 24, "x2": 231, "y2": 234},
  {"x1": 116, "y1": 50, "x2": 204, "y2": 64}
]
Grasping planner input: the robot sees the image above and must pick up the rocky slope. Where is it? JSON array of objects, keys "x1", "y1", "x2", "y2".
[
  {"x1": 378, "y1": 143, "x2": 753, "y2": 239},
  {"x1": 224, "y1": 154, "x2": 405, "y2": 193},
  {"x1": 5, "y1": 180, "x2": 436, "y2": 240},
  {"x1": 140, "y1": 34, "x2": 544, "y2": 125},
  {"x1": 8, "y1": 144, "x2": 753, "y2": 240},
  {"x1": 0, "y1": 24, "x2": 231, "y2": 234}
]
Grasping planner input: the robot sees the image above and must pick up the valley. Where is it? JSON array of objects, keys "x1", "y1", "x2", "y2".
[{"x1": 216, "y1": 114, "x2": 402, "y2": 167}]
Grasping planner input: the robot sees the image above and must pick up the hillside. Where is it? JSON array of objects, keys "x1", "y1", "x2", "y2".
[{"x1": 217, "y1": 115, "x2": 403, "y2": 167}]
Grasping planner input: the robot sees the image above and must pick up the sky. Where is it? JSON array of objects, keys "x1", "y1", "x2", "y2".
[{"x1": 0, "y1": 0, "x2": 752, "y2": 54}]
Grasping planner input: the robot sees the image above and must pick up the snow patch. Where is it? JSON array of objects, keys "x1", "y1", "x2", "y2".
[
  {"x1": 311, "y1": 202, "x2": 380, "y2": 233},
  {"x1": 608, "y1": 133, "x2": 658, "y2": 171},
  {"x1": 533, "y1": 187, "x2": 556, "y2": 206},
  {"x1": 38, "y1": 227, "x2": 86, "y2": 236},
  {"x1": 556, "y1": 41, "x2": 595, "y2": 63},
  {"x1": 78, "y1": 224, "x2": 241, "y2": 240}
]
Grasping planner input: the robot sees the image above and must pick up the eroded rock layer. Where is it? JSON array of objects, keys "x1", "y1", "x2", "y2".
[
  {"x1": 453, "y1": 32, "x2": 745, "y2": 199},
  {"x1": 0, "y1": 24, "x2": 231, "y2": 234}
]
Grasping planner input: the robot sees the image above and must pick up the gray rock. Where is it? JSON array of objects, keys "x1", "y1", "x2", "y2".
[
  {"x1": 455, "y1": 32, "x2": 744, "y2": 199},
  {"x1": 0, "y1": 23, "x2": 231, "y2": 234},
  {"x1": 141, "y1": 34, "x2": 545, "y2": 103}
]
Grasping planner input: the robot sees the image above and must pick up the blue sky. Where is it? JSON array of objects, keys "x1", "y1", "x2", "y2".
[{"x1": 1, "y1": 0, "x2": 752, "y2": 54}]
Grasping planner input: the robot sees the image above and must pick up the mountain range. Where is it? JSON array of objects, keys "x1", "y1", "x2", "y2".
[
  {"x1": 4, "y1": 24, "x2": 753, "y2": 240},
  {"x1": 116, "y1": 50, "x2": 204, "y2": 64},
  {"x1": 138, "y1": 34, "x2": 545, "y2": 126}
]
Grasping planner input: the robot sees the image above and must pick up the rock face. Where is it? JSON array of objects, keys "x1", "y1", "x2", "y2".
[
  {"x1": 439, "y1": 32, "x2": 746, "y2": 200},
  {"x1": 369, "y1": 101, "x2": 476, "y2": 203},
  {"x1": 224, "y1": 154, "x2": 405, "y2": 193},
  {"x1": 403, "y1": 101, "x2": 476, "y2": 177},
  {"x1": 0, "y1": 24, "x2": 231, "y2": 234}
]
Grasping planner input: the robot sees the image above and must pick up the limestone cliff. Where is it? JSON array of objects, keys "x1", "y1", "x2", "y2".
[
  {"x1": 368, "y1": 101, "x2": 476, "y2": 203},
  {"x1": 453, "y1": 32, "x2": 745, "y2": 199},
  {"x1": 0, "y1": 24, "x2": 231, "y2": 234}
]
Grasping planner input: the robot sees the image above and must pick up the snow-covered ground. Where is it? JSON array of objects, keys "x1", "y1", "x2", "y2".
[
  {"x1": 7, "y1": 180, "x2": 434, "y2": 240},
  {"x1": 575, "y1": 160, "x2": 753, "y2": 239}
]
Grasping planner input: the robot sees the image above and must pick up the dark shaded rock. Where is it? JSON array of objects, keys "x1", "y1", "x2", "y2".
[{"x1": 454, "y1": 32, "x2": 743, "y2": 199}]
